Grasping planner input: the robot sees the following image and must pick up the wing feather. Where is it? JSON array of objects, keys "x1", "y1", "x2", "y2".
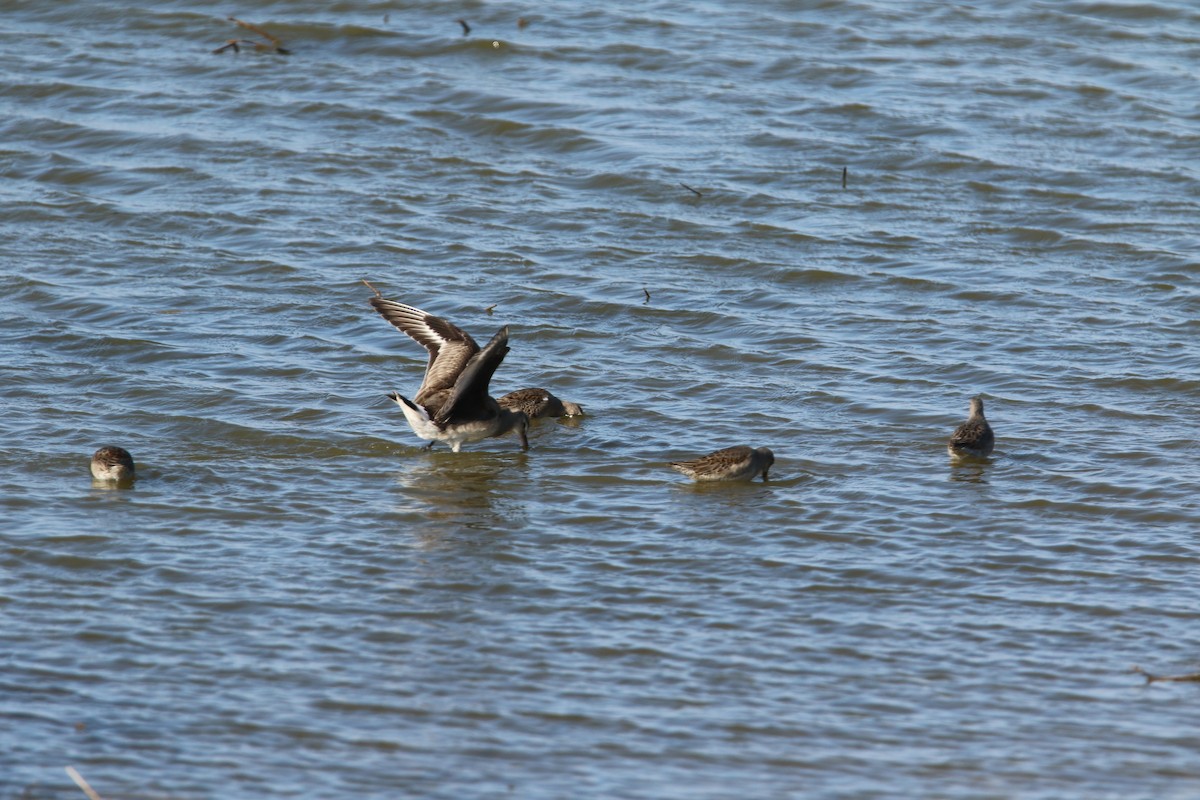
[
  {"x1": 435, "y1": 326, "x2": 510, "y2": 425},
  {"x1": 368, "y1": 297, "x2": 479, "y2": 398}
]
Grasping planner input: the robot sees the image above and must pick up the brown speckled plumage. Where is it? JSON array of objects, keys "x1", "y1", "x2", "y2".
[
  {"x1": 670, "y1": 445, "x2": 774, "y2": 482},
  {"x1": 91, "y1": 446, "x2": 135, "y2": 481},
  {"x1": 948, "y1": 396, "x2": 995, "y2": 459},
  {"x1": 497, "y1": 388, "x2": 583, "y2": 418}
]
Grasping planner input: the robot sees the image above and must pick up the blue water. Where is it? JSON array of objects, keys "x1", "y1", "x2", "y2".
[{"x1": 2, "y1": 1, "x2": 1199, "y2": 797}]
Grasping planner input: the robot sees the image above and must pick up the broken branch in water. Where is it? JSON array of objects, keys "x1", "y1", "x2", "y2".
[
  {"x1": 842, "y1": 166, "x2": 848, "y2": 189},
  {"x1": 1131, "y1": 665, "x2": 1200, "y2": 684},
  {"x1": 485, "y1": 304, "x2": 497, "y2": 315},
  {"x1": 679, "y1": 182, "x2": 703, "y2": 198},
  {"x1": 643, "y1": 287, "x2": 651, "y2": 304},
  {"x1": 361, "y1": 279, "x2": 383, "y2": 298},
  {"x1": 64, "y1": 767, "x2": 104, "y2": 800},
  {"x1": 457, "y1": 19, "x2": 471, "y2": 36}
]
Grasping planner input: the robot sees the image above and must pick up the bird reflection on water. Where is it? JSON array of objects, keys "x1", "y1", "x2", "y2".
[
  {"x1": 949, "y1": 459, "x2": 989, "y2": 484},
  {"x1": 389, "y1": 451, "x2": 531, "y2": 540}
]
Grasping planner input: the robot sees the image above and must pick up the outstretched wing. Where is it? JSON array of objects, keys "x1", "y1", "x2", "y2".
[
  {"x1": 435, "y1": 326, "x2": 510, "y2": 425},
  {"x1": 368, "y1": 297, "x2": 479, "y2": 396}
]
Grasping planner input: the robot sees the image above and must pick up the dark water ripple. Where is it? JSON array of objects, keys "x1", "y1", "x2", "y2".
[{"x1": 3, "y1": 0, "x2": 1200, "y2": 798}]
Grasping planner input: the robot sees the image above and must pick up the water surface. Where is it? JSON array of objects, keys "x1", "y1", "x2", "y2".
[{"x1": 2, "y1": 1, "x2": 1199, "y2": 797}]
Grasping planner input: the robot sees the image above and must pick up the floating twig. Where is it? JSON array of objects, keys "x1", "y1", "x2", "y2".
[
  {"x1": 457, "y1": 19, "x2": 471, "y2": 36},
  {"x1": 215, "y1": 17, "x2": 291, "y2": 54},
  {"x1": 65, "y1": 767, "x2": 104, "y2": 800},
  {"x1": 485, "y1": 304, "x2": 497, "y2": 315},
  {"x1": 643, "y1": 288, "x2": 651, "y2": 304},
  {"x1": 679, "y1": 182, "x2": 703, "y2": 198},
  {"x1": 841, "y1": 166, "x2": 847, "y2": 189},
  {"x1": 361, "y1": 279, "x2": 383, "y2": 298},
  {"x1": 213, "y1": 38, "x2": 290, "y2": 54},
  {"x1": 230, "y1": 16, "x2": 280, "y2": 45},
  {"x1": 1132, "y1": 665, "x2": 1200, "y2": 684}
]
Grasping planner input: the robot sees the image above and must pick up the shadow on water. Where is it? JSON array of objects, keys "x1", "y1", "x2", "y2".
[
  {"x1": 671, "y1": 478, "x2": 775, "y2": 493},
  {"x1": 551, "y1": 415, "x2": 586, "y2": 430},
  {"x1": 949, "y1": 456, "x2": 992, "y2": 484},
  {"x1": 89, "y1": 476, "x2": 136, "y2": 492},
  {"x1": 388, "y1": 450, "x2": 531, "y2": 540}
]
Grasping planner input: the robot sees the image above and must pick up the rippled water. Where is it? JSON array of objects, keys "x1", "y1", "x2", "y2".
[{"x1": 3, "y1": 1, "x2": 1200, "y2": 797}]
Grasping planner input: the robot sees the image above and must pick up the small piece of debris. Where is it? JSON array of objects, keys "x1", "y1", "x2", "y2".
[
  {"x1": 643, "y1": 288, "x2": 651, "y2": 304},
  {"x1": 680, "y1": 182, "x2": 703, "y2": 198},
  {"x1": 214, "y1": 17, "x2": 291, "y2": 55},
  {"x1": 65, "y1": 767, "x2": 103, "y2": 800},
  {"x1": 457, "y1": 19, "x2": 471, "y2": 36},
  {"x1": 1132, "y1": 665, "x2": 1200, "y2": 684}
]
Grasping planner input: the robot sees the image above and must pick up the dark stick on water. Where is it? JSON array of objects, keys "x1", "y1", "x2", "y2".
[
  {"x1": 643, "y1": 288, "x2": 651, "y2": 304},
  {"x1": 485, "y1": 304, "x2": 497, "y2": 315},
  {"x1": 1132, "y1": 665, "x2": 1200, "y2": 684},
  {"x1": 842, "y1": 166, "x2": 847, "y2": 189},
  {"x1": 457, "y1": 19, "x2": 471, "y2": 36},
  {"x1": 680, "y1": 182, "x2": 703, "y2": 198},
  {"x1": 361, "y1": 279, "x2": 383, "y2": 298},
  {"x1": 225, "y1": 16, "x2": 290, "y2": 53}
]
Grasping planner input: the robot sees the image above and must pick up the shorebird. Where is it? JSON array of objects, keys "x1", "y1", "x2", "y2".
[
  {"x1": 670, "y1": 445, "x2": 774, "y2": 482},
  {"x1": 948, "y1": 396, "x2": 995, "y2": 459},
  {"x1": 91, "y1": 446, "x2": 135, "y2": 482},
  {"x1": 497, "y1": 388, "x2": 583, "y2": 419},
  {"x1": 366, "y1": 285, "x2": 528, "y2": 452}
]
